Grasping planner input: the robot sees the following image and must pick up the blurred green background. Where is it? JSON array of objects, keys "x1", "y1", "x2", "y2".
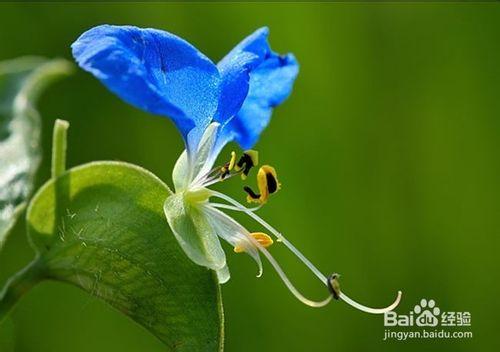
[{"x1": 0, "y1": 2, "x2": 498, "y2": 351}]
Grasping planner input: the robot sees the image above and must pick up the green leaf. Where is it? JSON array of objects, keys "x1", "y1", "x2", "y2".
[
  {"x1": 23, "y1": 161, "x2": 224, "y2": 351},
  {"x1": 0, "y1": 57, "x2": 73, "y2": 247}
]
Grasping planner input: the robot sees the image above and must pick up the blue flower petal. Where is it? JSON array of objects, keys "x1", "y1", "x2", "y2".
[
  {"x1": 231, "y1": 53, "x2": 299, "y2": 149},
  {"x1": 214, "y1": 27, "x2": 269, "y2": 126},
  {"x1": 214, "y1": 27, "x2": 299, "y2": 150},
  {"x1": 71, "y1": 25, "x2": 220, "y2": 146}
]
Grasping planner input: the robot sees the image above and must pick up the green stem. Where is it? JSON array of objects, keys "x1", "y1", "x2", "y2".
[
  {"x1": 0, "y1": 259, "x2": 44, "y2": 323},
  {"x1": 51, "y1": 119, "x2": 69, "y2": 179}
]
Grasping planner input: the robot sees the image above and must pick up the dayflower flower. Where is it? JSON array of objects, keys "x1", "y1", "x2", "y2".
[{"x1": 72, "y1": 24, "x2": 401, "y2": 312}]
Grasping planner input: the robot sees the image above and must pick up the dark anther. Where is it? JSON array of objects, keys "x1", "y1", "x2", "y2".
[
  {"x1": 243, "y1": 186, "x2": 260, "y2": 200},
  {"x1": 327, "y1": 273, "x2": 341, "y2": 300},
  {"x1": 236, "y1": 150, "x2": 258, "y2": 177},
  {"x1": 236, "y1": 154, "x2": 248, "y2": 168},
  {"x1": 220, "y1": 165, "x2": 230, "y2": 179},
  {"x1": 236, "y1": 154, "x2": 253, "y2": 176},
  {"x1": 266, "y1": 171, "x2": 278, "y2": 194}
]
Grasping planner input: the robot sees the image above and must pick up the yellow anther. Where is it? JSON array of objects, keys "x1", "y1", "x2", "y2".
[
  {"x1": 220, "y1": 151, "x2": 238, "y2": 180},
  {"x1": 245, "y1": 150, "x2": 259, "y2": 168},
  {"x1": 228, "y1": 151, "x2": 236, "y2": 171},
  {"x1": 244, "y1": 165, "x2": 281, "y2": 204},
  {"x1": 234, "y1": 232, "x2": 274, "y2": 253}
]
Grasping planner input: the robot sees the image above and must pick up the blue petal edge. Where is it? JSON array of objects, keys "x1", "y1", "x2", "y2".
[
  {"x1": 214, "y1": 27, "x2": 299, "y2": 151},
  {"x1": 71, "y1": 24, "x2": 220, "y2": 147}
]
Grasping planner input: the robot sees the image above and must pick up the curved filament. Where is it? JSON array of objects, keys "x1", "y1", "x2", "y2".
[
  {"x1": 207, "y1": 205, "x2": 333, "y2": 308},
  {"x1": 210, "y1": 191, "x2": 402, "y2": 314}
]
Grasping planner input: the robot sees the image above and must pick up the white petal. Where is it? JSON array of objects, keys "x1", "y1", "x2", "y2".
[
  {"x1": 164, "y1": 193, "x2": 226, "y2": 271},
  {"x1": 216, "y1": 264, "x2": 231, "y2": 284},
  {"x1": 172, "y1": 149, "x2": 189, "y2": 192},
  {"x1": 172, "y1": 122, "x2": 221, "y2": 192},
  {"x1": 203, "y1": 205, "x2": 263, "y2": 277},
  {"x1": 190, "y1": 122, "x2": 220, "y2": 184}
]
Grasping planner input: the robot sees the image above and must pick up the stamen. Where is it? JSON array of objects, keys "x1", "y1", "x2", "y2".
[
  {"x1": 207, "y1": 205, "x2": 332, "y2": 308},
  {"x1": 220, "y1": 169, "x2": 230, "y2": 180},
  {"x1": 258, "y1": 245, "x2": 332, "y2": 308},
  {"x1": 327, "y1": 273, "x2": 341, "y2": 300},
  {"x1": 243, "y1": 165, "x2": 280, "y2": 204},
  {"x1": 202, "y1": 171, "x2": 241, "y2": 188},
  {"x1": 235, "y1": 150, "x2": 259, "y2": 180},
  {"x1": 192, "y1": 150, "x2": 239, "y2": 188},
  {"x1": 198, "y1": 151, "x2": 254, "y2": 189},
  {"x1": 234, "y1": 232, "x2": 273, "y2": 253},
  {"x1": 193, "y1": 165, "x2": 223, "y2": 187},
  {"x1": 219, "y1": 151, "x2": 237, "y2": 180},
  {"x1": 203, "y1": 205, "x2": 264, "y2": 277},
  {"x1": 243, "y1": 186, "x2": 261, "y2": 202},
  {"x1": 211, "y1": 203, "x2": 262, "y2": 212},
  {"x1": 339, "y1": 289, "x2": 402, "y2": 314},
  {"x1": 209, "y1": 190, "x2": 402, "y2": 314},
  {"x1": 228, "y1": 151, "x2": 236, "y2": 171}
]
